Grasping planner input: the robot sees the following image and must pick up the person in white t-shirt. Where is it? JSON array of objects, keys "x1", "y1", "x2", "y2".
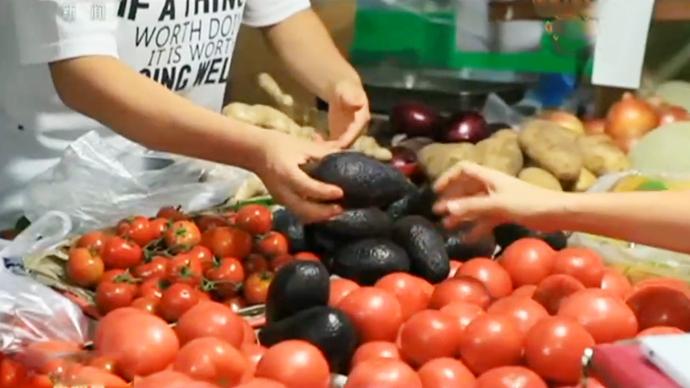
[{"x1": 0, "y1": 0, "x2": 370, "y2": 229}]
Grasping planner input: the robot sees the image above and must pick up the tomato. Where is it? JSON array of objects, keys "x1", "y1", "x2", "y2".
[
  {"x1": 102, "y1": 236, "x2": 144, "y2": 269},
  {"x1": 138, "y1": 277, "x2": 166, "y2": 299},
  {"x1": 132, "y1": 370, "x2": 195, "y2": 388},
  {"x1": 0, "y1": 357, "x2": 27, "y2": 387},
  {"x1": 24, "y1": 374, "x2": 54, "y2": 388},
  {"x1": 350, "y1": 342, "x2": 400, "y2": 368},
  {"x1": 551, "y1": 248, "x2": 604, "y2": 288},
  {"x1": 95, "y1": 308, "x2": 179, "y2": 380},
  {"x1": 512, "y1": 285, "x2": 537, "y2": 298},
  {"x1": 242, "y1": 318, "x2": 256, "y2": 344},
  {"x1": 417, "y1": 358, "x2": 476, "y2": 388},
  {"x1": 244, "y1": 254, "x2": 270, "y2": 274},
  {"x1": 524, "y1": 316, "x2": 595, "y2": 384},
  {"x1": 459, "y1": 313, "x2": 524, "y2": 375},
  {"x1": 224, "y1": 296, "x2": 247, "y2": 313},
  {"x1": 270, "y1": 254, "x2": 294, "y2": 271},
  {"x1": 157, "y1": 206, "x2": 188, "y2": 221},
  {"x1": 255, "y1": 340, "x2": 330, "y2": 388},
  {"x1": 149, "y1": 217, "x2": 170, "y2": 240},
  {"x1": 499, "y1": 238, "x2": 555, "y2": 287},
  {"x1": 167, "y1": 254, "x2": 203, "y2": 286},
  {"x1": 600, "y1": 268, "x2": 632, "y2": 299},
  {"x1": 533, "y1": 274, "x2": 586, "y2": 315},
  {"x1": 632, "y1": 277, "x2": 690, "y2": 294},
  {"x1": 117, "y1": 216, "x2": 156, "y2": 247},
  {"x1": 131, "y1": 296, "x2": 160, "y2": 314},
  {"x1": 19, "y1": 340, "x2": 81, "y2": 375},
  {"x1": 95, "y1": 280, "x2": 137, "y2": 314},
  {"x1": 337, "y1": 287, "x2": 403, "y2": 343},
  {"x1": 244, "y1": 271, "x2": 273, "y2": 305},
  {"x1": 158, "y1": 283, "x2": 201, "y2": 322},
  {"x1": 202, "y1": 226, "x2": 253, "y2": 259},
  {"x1": 205, "y1": 257, "x2": 245, "y2": 299},
  {"x1": 175, "y1": 301, "x2": 244, "y2": 347},
  {"x1": 294, "y1": 252, "x2": 320, "y2": 262},
  {"x1": 558, "y1": 289, "x2": 638, "y2": 343},
  {"x1": 67, "y1": 247, "x2": 104, "y2": 288},
  {"x1": 399, "y1": 310, "x2": 462, "y2": 367},
  {"x1": 188, "y1": 245, "x2": 215, "y2": 272},
  {"x1": 165, "y1": 220, "x2": 201, "y2": 252},
  {"x1": 236, "y1": 378, "x2": 287, "y2": 388},
  {"x1": 195, "y1": 215, "x2": 229, "y2": 233},
  {"x1": 449, "y1": 260, "x2": 463, "y2": 278},
  {"x1": 487, "y1": 296, "x2": 549, "y2": 335},
  {"x1": 241, "y1": 343, "x2": 267, "y2": 370},
  {"x1": 101, "y1": 268, "x2": 129, "y2": 283},
  {"x1": 374, "y1": 273, "x2": 432, "y2": 320},
  {"x1": 236, "y1": 204, "x2": 273, "y2": 235},
  {"x1": 60, "y1": 365, "x2": 128, "y2": 387},
  {"x1": 133, "y1": 256, "x2": 169, "y2": 280},
  {"x1": 88, "y1": 356, "x2": 117, "y2": 374},
  {"x1": 636, "y1": 326, "x2": 685, "y2": 337},
  {"x1": 345, "y1": 358, "x2": 422, "y2": 388},
  {"x1": 173, "y1": 337, "x2": 247, "y2": 387},
  {"x1": 76, "y1": 231, "x2": 107, "y2": 255},
  {"x1": 256, "y1": 232, "x2": 289, "y2": 258},
  {"x1": 440, "y1": 302, "x2": 485, "y2": 334},
  {"x1": 329, "y1": 278, "x2": 360, "y2": 307},
  {"x1": 457, "y1": 258, "x2": 513, "y2": 299},
  {"x1": 429, "y1": 277, "x2": 491, "y2": 309},
  {"x1": 625, "y1": 285, "x2": 690, "y2": 331},
  {"x1": 475, "y1": 366, "x2": 547, "y2": 388}
]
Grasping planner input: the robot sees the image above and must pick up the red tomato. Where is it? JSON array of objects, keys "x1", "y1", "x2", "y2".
[
  {"x1": 167, "y1": 254, "x2": 203, "y2": 286},
  {"x1": 625, "y1": 285, "x2": 690, "y2": 331},
  {"x1": 138, "y1": 277, "x2": 165, "y2": 299},
  {"x1": 329, "y1": 278, "x2": 360, "y2": 307},
  {"x1": 244, "y1": 254, "x2": 270, "y2": 274},
  {"x1": 457, "y1": 258, "x2": 513, "y2": 298},
  {"x1": 257, "y1": 232, "x2": 289, "y2": 258},
  {"x1": 149, "y1": 217, "x2": 169, "y2": 240},
  {"x1": 189, "y1": 246, "x2": 216, "y2": 273},
  {"x1": 88, "y1": 356, "x2": 118, "y2": 375},
  {"x1": 294, "y1": 252, "x2": 320, "y2": 262},
  {"x1": 101, "y1": 268, "x2": 129, "y2": 283},
  {"x1": 236, "y1": 378, "x2": 287, "y2": 388},
  {"x1": 76, "y1": 231, "x2": 107, "y2": 255},
  {"x1": 636, "y1": 326, "x2": 685, "y2": 338},
  {"x1": 117, "y1": 216, "x2": 156, "y2": 247},
  {"x1": 512, "y1": 285, "x2": 537, "y2": 298},
  {"x1": 165, "y1": 220, "x2": 201, "y2": 252},
  {"x1": 236, "y1": 204, "x2": 273, "y2": 235},
  {"x1": 429, "y1": 277, "x2": 492, "y2": 309},
  {"x1": 224, "y1": 296, "x2": 247, "y2": 314},
  {"x1": 241, "y1": 343, "x2": 267, "y2": 370},
  {"x1": 551, "y1": 248, "x2": 604, "y2": 288},
  {"x1": 255, "y1": 340, "x2": 331, "y2": 388},
  {"x1": 417, "y1": 358, "x2": 476, "y2": 388},
  {"x1": 95, "y1": 280, "x2": 137, "y2": 315},
  {"x1": 195, "y1": 215, "x2": 229, "y2": 233},
  {"x1": 0, "y1": 357, "x2": 27, "y2": 387},
  {"x1": 533, "y1": 274, "x2": 586, "y2": 315},
  {"x1": 270, "y1": 254, "x2": 294, "y2": 271},
  {"x1": 499, "y1": 238, "x2": 555, "y2": 287},
  {"x1": 95, "y1": 308, "x2": 179, "y2": 380},
  {"x1": 157, "y1": 206, "x2": 188, "y2": 221},
  {"x1": 175, "y1": 301, "x2": 244, "y2": 347},
  {"x1": 205, "y1": 257, "x2": 245, "y2": 298},
  {"x1": 337, "y1": 287, "x2": 403, "y2": 343},
  {"x1": 67, "y1": 247, "x2": 104, "y2": 288},
  {"x1": 158, "y1": 283, "x2": 201, "y2": 322},
  {"x1": 459, "y1": 313, "x2": 524, "y2": 375},
  {"x1": 449, "y1": 260, "x2": 463, "y2": 278},
  {"x1": 131, "y1": 370, "x2": 193, "y2": 388},
  {"x1": 399, "y1": 310, "x2": 462, "y2": 367},
  {"x1": 132, "y1": 256, "x2": 169, "y2": 281},
  {"x1": 60, "y1": 365, "x2": 128, "y2": 387},
  {"x1": 19, "y1": 340, "x2": 81, "y2": 375},
  {"x1": 558, "y1": 289, "x2": 638, "y2": 343},
  {"x1": 487, "y1": 296, "x2": 549, "y2": 335},
  {"x1": 244, "y1": 271, "x2": 273, "y2": 305},
  {"x1": 242, "y1": 318, "x2": 256, "y2": 344},
  {"x1": 350, "y1": 342, "x2": 400, "y2": 368},
  {"x1": 102, "y1": 236, "x2": 143, "y2": 269},
  {"x1": 375, "y1": 273, "x2": 432, "y2": 320},
  {"x1": 173, "y1": 337, "x2": 248, "y2": 386},
  {"x1": 632, "y1": 277, "x2": 690, "y2": 294},
  {"x1": 201, "y1": 226, "x2": 253, "y2": 259},
  {"x1": 440, "y1": 302, "x2": 485, "y2": 334},
  {"x1": 345, "y1": 358, "x2": 422, "y2": 388},
  {"x1": 131, "y1": 296, "x2": 160, "y2": 314},
  {"x1": 475, "y1": 366, "x2": 547, "y2": 388},
  {"x1": 26, "y1": 374, "x2": 55, "y2": 388},
  {"x1": 524, "y1": 316, "x2": 595, "y2": 384}
]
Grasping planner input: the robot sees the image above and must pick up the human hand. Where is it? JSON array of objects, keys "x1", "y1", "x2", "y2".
[
  {"x1": 253, "y1": 130, "x2": 344, "y2": 223},
  {"x1": 328, "y1": 80, "x2": 371, "y2": 148},
  {"x1": 433, "y1": 162, "x2": 563, "y2": 231}
]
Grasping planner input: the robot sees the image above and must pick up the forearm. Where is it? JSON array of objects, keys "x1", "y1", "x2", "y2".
[
  {"x1": 263, "y1": 9, "x2": 361, "y2": 103},
  {"x1": 532, "y1": 191, "x2": 690, "y2": 254},
  {"x1": 50, "y1": 56, "x2": 269, "y2": 172}
]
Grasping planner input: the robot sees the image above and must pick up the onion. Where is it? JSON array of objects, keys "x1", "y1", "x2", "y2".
[
  {"x1": 390, "y1": 101, "x2": 441, "y2": 137},
  {"x1": 583, "y1": 118, "x2": 606, "y2": 135},
  {"x1": 658, "y1": 104, "x2": 690, "y2": 126},
  {"x1": 606, "y1": 93, "x2": 659, "y2": 139},
  {"x1": 389, "y1": 146, "x2": 422, "y2": 181},
  {"x1": 438, "y1": 111, "x2": 489, "y2": 144},
  {"x1": 541, "y1": 110, "x2": 584, "y2": 134}
]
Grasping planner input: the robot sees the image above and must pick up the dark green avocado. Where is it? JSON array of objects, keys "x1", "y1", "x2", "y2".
[
  {"x1": 392, "y1": 215, "x2": 449, "y2": 283},
  {"x1": 332, "y1": 238, "x2": 410, "y2": 285},
  {"x1": 315, "y1": 207, "x2": 392, "y2": 239},
  {"x1": 258, "y1": 306, "x2": 358, "y2": 373},
  {"x1": 444, "y1": 223, "x2": 497, "y2": 261},
  {"x1": 265, "y1": 260, "x2": 330, "y2": 323},
  {"x1": 386, "y1": 184, "x2": 437, "y2": 221},
  {"x1": 272, "y1": 208, "x2": 307, "y2": 253},
  {"x1": 493, "y1": 223, "x2": 567, "y2": 253}
]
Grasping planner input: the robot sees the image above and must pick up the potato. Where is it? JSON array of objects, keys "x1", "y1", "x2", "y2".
[
  {"x1": 518, "y1": 167, "x2": 563, "y2": 191},
  {"x1": 574, "y1": 168, "x2": 597, "y2": 192},
  {"x1": 518, "y1": 120, "x2": 583, "y2": 181},
  {"x1": 418, "y1": 143, "x2": 481, "y2": 180},
  {"x1": 351, "y1": 136, "x2": 392, "y2": 161},
  {"x1": 577, "y1": 134, "x2": 631, "y2": 176},
  {"x1": 476, "y1": 132, "x2": 523, "y2": 176}
]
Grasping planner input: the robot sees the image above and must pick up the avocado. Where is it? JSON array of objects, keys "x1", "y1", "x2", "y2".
[
  {"x1": 305, "y1": 225, "x2": 343, "y2": 255},
  {"x1": 316, "y1": 207, "x2": 392, "y2": 239},
  {"x1": 258, "y1": 306, "x2": 358, "y2": 373},
  {"x1": 332, "y1": 238, "x2": 410, "y2": 285},
  {"x1": 392, "y1": 216, "x2": 449, "y2": 283},
  {"x1": 386, "y1": 184, "x2": 437, "y2": 221},
  {"x1": 493, "y1": 223, "x2": 568, "y2": 252},
  {"x1": 265, "y1": 260, "x2": 330, "y2": 323},
  {"x1": 533, "y1": 230, "x2": 568, "y2": 251},
  {"x1": 444, "y1": 223, "x2": 497, "y2": 261},
  {"x1": 272, "y1": 208, "x2": 307, "y2": 252},
  {"x1": 307, "y1": 152, "x2": 413, "y2": 208}
]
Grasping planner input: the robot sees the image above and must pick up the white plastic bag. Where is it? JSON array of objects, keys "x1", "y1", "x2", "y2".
[{"x1": 23, "y1": 131, "x2": 251, "y2": 233}]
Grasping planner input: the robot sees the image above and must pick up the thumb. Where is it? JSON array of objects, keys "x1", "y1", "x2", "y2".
[
  {"x1": 338, "y1": 84, "x2": 366, "y2": 109},
  {"x1": 434, "y1": 161, "x2": 504, "y2": 193},
  {"x1": 445, "y1": 196, "x2": 497, "y2": 219}
]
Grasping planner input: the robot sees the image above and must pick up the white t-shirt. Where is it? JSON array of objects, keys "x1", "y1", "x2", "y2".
[{"x1": 0, "y1": 0, "x2": 309, "y2": 228}]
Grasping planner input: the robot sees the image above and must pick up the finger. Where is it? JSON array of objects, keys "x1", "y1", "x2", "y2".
[
  {"x1": 280, "y1": 190, "x2": 343, "y2": 224},
  {"x1": 339, "y1": 86, "x2": 367, "y2": 109},
  {"x1": 446, "y1": 196, "x2": 496, "y2": 216},
  {"x1": 288, "y1": 167, "x2": 344, "y2": 201},
  {"x1": 335, "y1": 109, "x2": 370, "y2": 149},
  {"x1": 434, "y1": 161, "x2": 502, "y2": 193}
]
